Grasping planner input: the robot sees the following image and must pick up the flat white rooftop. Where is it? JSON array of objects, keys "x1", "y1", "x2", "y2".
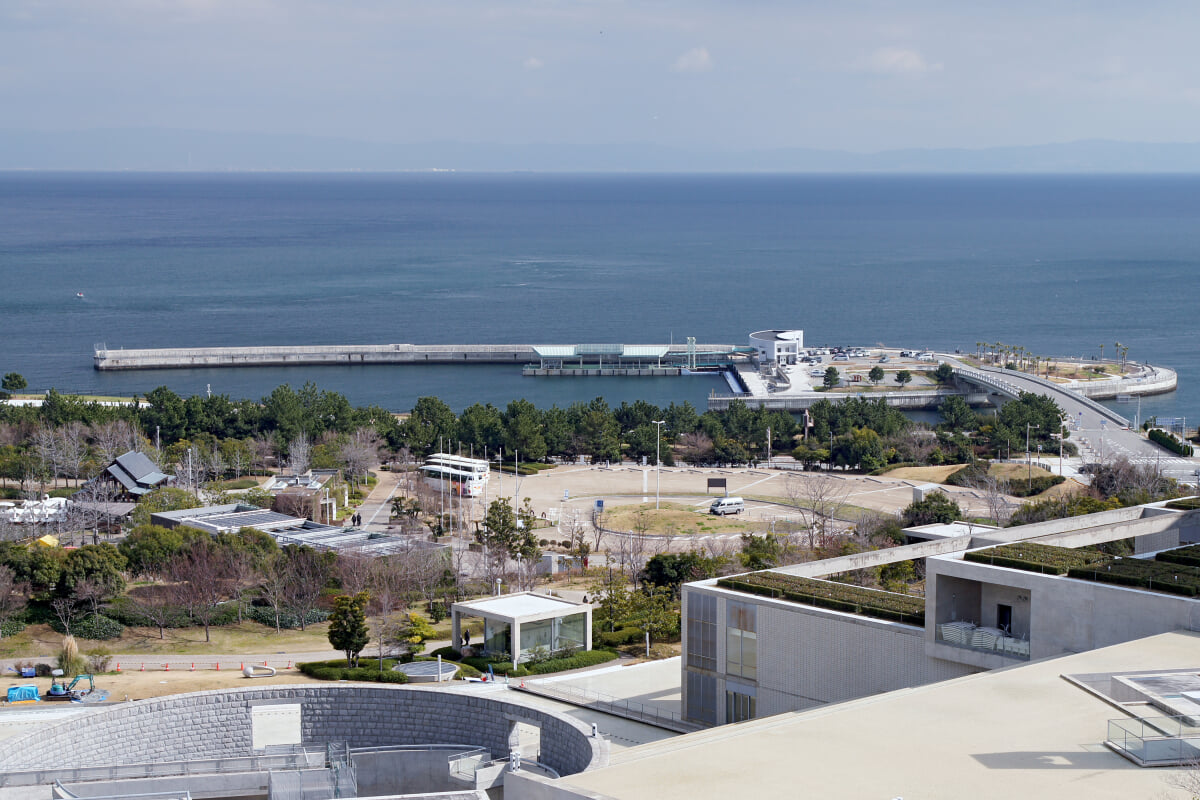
[
  {"x1": 559, "y1": 631, "x2": 1200, "y2": 800},
  {"x1": 454, "y1": 592, "x2": 582, "y2": 620}
]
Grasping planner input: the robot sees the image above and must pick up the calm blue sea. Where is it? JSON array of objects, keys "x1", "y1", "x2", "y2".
[{"x1": 1, "y1": 172, "x2": 1198, "y2": 418}]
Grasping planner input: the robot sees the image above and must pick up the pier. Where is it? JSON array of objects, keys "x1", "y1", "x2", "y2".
[{"x1": 92, "y1": 342, "x2": 749, "y2": 371}]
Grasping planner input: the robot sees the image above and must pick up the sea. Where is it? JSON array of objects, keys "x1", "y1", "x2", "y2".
[{"x1": 1, "y1": 172, "x2": 1199, "y2": 421}]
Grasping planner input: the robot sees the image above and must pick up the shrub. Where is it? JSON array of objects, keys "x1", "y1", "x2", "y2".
[
  {"x1": 1165, "y1": 498, "x2": 1200, "y2": 511},
  {"x1": 595, "y1": 626, "x2": 642, "y2": 648},
  {"x1": 0, "y1": 619, "x2": 26, "y2": 637},
  {"x1": 298, "y1": 658, "x2": 409, "y2": 683},
  {"x1": 1157, "y1": 544, "x2": 1200, "y2": 568},
  {"x1": 57, "y1": 635, "x2": 87, "y2": 677},
  {"x1": 525, "y1": 649, "x2": 617, "y2": 674},
  {"x1": 1068, "y1": 559, "x2": 1200, "y2": 597},
  {"x1": 717, "y1": 573, "x2": 925, "y2": 625},
  {"x1": 429, "y1": 646, "x2": 463, "y2": 661},
  {"x1": 103, "y1": 596, "x2": 191, "y2": 629},
  {"x1": 73, "y1": 614, "x2": 125, "y2": 641},
  {"x1": 246, "y1": 605, "x2": 329, "y2": 629},
  {"x1": 87, "y1": 648, "x2": 113, "y2": 673},
  {"x1": 1150, "y1": 428, "x2": 1194, "y2": 456},
  {"x1": 964, "y1": 543, "x2": 1110, "y2": 576}
]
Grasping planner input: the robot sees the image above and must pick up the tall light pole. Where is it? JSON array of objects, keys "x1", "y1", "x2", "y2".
[
  {"x1": 1026, "y1": 423, "x2": 1039, "y2": 489},
  {"x1": 652, "y1": 420, "x2": 666, "y2": 510}
]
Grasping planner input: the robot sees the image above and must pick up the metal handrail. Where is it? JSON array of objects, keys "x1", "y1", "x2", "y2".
[
  {"x1": 1, "y1": 749, "x2": 325, "y2": 787},
  {"x1": 517, "y1": 679, "x2": 699, "y2": 732}
]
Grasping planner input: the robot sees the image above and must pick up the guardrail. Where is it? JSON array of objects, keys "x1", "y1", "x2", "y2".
[
  {"x1": 959, "y1": 365, "x2": 1131, "y2": 428},
  {"x1": 1107, "y1": 715, "x2": 1200, "y2": 766},
  {"x1": 1, "y1": 750, "x2": 325, "y2": 788},
  {"x1": 514, "y1": 680, "x2": 701, "y2": 734},
  {"x1": 53, "y1": 783, "x2": 193, "y2": 800}
]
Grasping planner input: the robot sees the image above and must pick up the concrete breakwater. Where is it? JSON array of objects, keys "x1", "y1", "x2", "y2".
[{"x1": 94, "y1": 343, "x2": 740, "y2": 371}]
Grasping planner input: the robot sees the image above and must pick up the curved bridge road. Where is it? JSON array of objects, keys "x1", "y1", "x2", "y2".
[{"x1": 946, "y1": 356, "x2": 1200, "y2": 481}]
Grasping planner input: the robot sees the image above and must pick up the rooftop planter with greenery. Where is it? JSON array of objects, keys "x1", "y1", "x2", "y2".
[
  {"x1": 1164, "y1": 498, "x2": 1200, "y2": 511},
  {"x1": 1067, "y1": 559, "x2": 1200, "y2": 597},
  {"x1": 717, "y1": 572, "x2": 925, "y2": 626},
  {"x1": 963, "y1": 542, "x2": 1111, "y2": 575},
  {"x1": 1155, "y1": 544, "x2": 1200, "y2": 569}
]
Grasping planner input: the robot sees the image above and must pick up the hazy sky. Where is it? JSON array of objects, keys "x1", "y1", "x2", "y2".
[{"x1": 4, "y1": 0, "x2": 1199, "y2": 152}]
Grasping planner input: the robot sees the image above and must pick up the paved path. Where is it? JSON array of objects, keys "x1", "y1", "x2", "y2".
[{"x1": 356, "y1": 467, "x2": 403, "y2": 529}]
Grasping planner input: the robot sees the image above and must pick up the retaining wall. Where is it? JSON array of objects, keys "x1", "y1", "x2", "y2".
[{"x1": 0, "y1": 685, "x2": 607, "y2": 779}]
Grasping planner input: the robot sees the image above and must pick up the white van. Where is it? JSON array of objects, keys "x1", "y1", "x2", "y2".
[{"x1": 710, "y1": 496, "x2": 745, "y2": 516}]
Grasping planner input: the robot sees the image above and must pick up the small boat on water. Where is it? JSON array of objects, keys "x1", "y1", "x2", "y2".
[{"x1": 76, "y1": 292, "x2": 84, "y2": 298}]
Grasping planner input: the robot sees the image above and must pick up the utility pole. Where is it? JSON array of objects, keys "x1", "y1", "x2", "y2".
[{"x1": 652, "y1": 420, "x2": 665, "y2": 510}]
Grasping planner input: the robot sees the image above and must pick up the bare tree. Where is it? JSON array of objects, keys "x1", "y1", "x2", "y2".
[
  {"x1": 368, "y1": 555, "x2": 410, "y2": 668},
  {"x1": 959, "y1": 469, "x2": 1014, "y2": 526},
  {"x1": 287, "y1": 433, "x2": 312, "y2": 476},
  {"x1": 259, "y1": 552, "x2": 291, "y2": 632},
  {"x1": 283, "y1": 546, "x2": 330, "y2": 631},
  {"x1": 336, "y1": 551, "x2": 375, "y2": 597},
  {"x1": 72, "y1": 576, "x2": 106, "y2": 617},
  {"x1": 404, "y1": 548, "x2": 447, "y2": 614},
  {"x1": 169, "y1": 540, "x2": 231, "y2": 642},
  {"x1": 51, "y1": 596, "x2": 80, "y2": 636},
  {"x1": 126, "y1": 583, "x2": 177, "y2": 639},
  {"x1": 785, "y1": 472, "x2": 850, "y2": 553},
  {"x1": 174, "y1": 444, "x2": 203, "y2": 497},
  {"x1": 92, "y1": 420, "x2": 138, "y2": 465},
  {"x1": 32, "y1": 426, "x2": 60, "y2": 493},
  {"x1": 56, "y1": 422, "x2": 89, "y2": 488},
  {"x1": 0, "y1": 565, "x2": 28, "y2": 627},
  {"x1": 340, "y1": 428, "x2": 381, "y2": 487}
]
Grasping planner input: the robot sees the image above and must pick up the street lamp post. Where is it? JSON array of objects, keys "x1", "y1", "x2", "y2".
[
  {"x1": 652, "y1": 420, "x2": 666, "y2": 510},
  {"x1": 1026, "y1": 423, "x2": 1040, "y2": 490}
]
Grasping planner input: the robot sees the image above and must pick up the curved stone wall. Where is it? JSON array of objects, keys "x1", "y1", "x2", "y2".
[{"x1": 0, "y1": 685, "x2": 607, "y2": 777}]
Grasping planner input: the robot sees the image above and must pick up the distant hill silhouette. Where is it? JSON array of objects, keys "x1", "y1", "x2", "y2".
[{"x1": 4, "y1": 128, "x2": 1200, "y2": 172}]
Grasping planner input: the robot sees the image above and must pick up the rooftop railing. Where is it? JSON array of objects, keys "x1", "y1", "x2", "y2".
[{"x1": 1107, "y1": 715, "x2": 1200, "y2": 766}]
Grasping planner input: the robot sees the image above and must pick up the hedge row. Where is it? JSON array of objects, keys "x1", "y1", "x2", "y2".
[
  {"x1": 298, "y1": 658, "x2": 409, "y2": 683},
  {"x1": 1165, "y1": 498, "x2": 1200, "y2": 511},
  {"x1": 1157, "y1": 544, "x2": 1200, "y2": 568},
  {"x1": 461, "y1": 648, "x2": 617, "y2": 677},
  {"x1": 1150, "y1": 429, "x2": 1195, "y2": 456},
  {"x1": 963, "y1": 543, "x2": 1111, "y2": 575},
  {"x1": 49, "y1": 613, "x2": 125, "y2": 640},
  {"x1": 1067, "y1": 559, "x2": 1200, "y2": 597},
  {"x1": 1005, "y1": 474, "x2": 1067, "y2": 498},
  {"x1": 717, "y1": 573, "x2": 925, "y2": 626},
  {"x1": 595, "y1": 626, "x2": 642, "y2": 648}
]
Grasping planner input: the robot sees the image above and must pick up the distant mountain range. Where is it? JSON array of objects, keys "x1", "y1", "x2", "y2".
[{"x1": 5, "y1": 128, "x2": 1200, "y2": 172}]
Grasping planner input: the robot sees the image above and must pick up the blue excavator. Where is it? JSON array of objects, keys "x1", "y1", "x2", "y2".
[{"x1": 45, "y1": 673, "x2": 107, "y2": 703}]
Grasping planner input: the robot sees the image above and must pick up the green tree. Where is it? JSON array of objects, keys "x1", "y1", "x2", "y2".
[
  {"x1": 937, "y1": 396, "x2": 976, "y2": 432},
  {"x1": 394, "y1": 612, "x2": 437, "y2": 656},
  {"x1": 629, "y1": 588, "x2": 679, "y2": 647},
  {"x1": 328, "y1": 591, "x2": 371, "y2": 668},
  {"x1": 457, "y1": 403, "x2": 504, "y2": 455},
  {"x1": 868, "y1": 366, "x2": 884, "y2": 386},
  {"x1": 59, "y1": 544, "x2": 127, "y2": 599},
  {"x1": 739, "y1": 534, "x2": 785, "y2": 570},
  {"x1": 129, "y1": 487, "x2": 202, "y2": 526},
  {"x1": 118, "y1": 524, "x2": 208, "y2": 577},
  {"x1": 642, "y1": 551, "x2": 718, "y2": 597},
  {"x1": 403, "y1": 396, "x2": 458, "y2": 455},
  {"x1": 589, "y1": 572, "x2": 632, "y2": 633},
  {"x1": 894, "y1": 370, "x2": 913, "y2": 387},
  {"x1": 0, "y1": 372, "x2": 27, "y2": 400},
  {"x1": 933, "y1": 362, "x2": 955, "y2": 384},
  {"x1": 902, "y1": 491, "x2": 963, "y2": 526},
  {"x1": 141, "y1": 386, "x2": 188, "y2": 443},
  {"x1": 503, "y1": 399, "x2": 548, "y2": 462},
  {"x1": 823, "y1": 366, "x2": 840, "y2": 389}
]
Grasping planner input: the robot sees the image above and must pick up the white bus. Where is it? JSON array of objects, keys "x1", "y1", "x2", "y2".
[{"x1": 421, "y1": 453, "x2": 490, "y2": 497}]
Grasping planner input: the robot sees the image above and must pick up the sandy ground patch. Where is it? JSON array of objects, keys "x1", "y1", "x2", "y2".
[{"x1": 880, "y1": 465, "x2": 967, "y2": 482}]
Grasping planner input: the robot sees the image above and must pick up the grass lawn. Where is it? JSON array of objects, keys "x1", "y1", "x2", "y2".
[
  {"x1": 0, "y1": 621, "x2": 337, "y2": 659},
  {"x1": 603, "y1": 502, "x2": 757, "y2": 536}
]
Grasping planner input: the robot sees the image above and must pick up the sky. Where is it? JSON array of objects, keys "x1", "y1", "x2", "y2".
[{"x1": 3, "y1": 0, "x2": 1200, "y2": 153}]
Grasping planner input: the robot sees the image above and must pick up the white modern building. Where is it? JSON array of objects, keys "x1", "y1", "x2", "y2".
[
  {"x1": 748, "y1": 329, "x2": 804, "y2": 366},
  {"x1": 451, "y1": 592, "x2": 591, "y2": 664}
]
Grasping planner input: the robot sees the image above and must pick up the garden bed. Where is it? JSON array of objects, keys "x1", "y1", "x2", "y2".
[{"x1": 717, "y1": 572, "x2": 924, "y2": 626}]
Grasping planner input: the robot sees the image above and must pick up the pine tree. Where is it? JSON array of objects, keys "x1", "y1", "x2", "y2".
[{"x1": 328, "y1": 591, "x2": 370, "y2": 668}]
